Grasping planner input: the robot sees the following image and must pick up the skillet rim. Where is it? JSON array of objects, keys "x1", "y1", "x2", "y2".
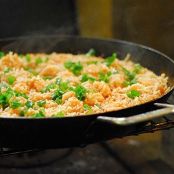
[{"x1": 0, "y1": 35, "x2": 173, "y2": 120}]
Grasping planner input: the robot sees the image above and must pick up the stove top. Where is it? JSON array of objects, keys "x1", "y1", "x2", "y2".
[{"x1": 0, "y1": 140, "x2": 173, "y2": 174}]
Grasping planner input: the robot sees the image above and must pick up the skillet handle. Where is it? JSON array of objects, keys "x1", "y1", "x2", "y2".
[{"x1": 97, "y1": 107, "x2": 174, "y2": 126}]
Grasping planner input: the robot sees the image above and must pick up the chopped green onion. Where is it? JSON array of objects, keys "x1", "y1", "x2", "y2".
[
  {"x1": 0, "y1": 88, "x2": 14, "y2": 109},
  {"x1": 55, "y1": 78, "x2": 69, "y2": 91},
  {"x1": 83, "y1": 104, "x2": 93, "y2": 114},
  {"x1": 7, "y1": 76, "x2": 16, "y2": 85},
  {"x1": 86, "y1": 61, "x2": 98, "y2": 65},
  {"x1": 4, "y1": 67, "x2": 11, "y2": 73},
  {"x1": 32, "y1": 110, "x2": 45, "y2": 118},
  {"x1": 0, "y1": 51, "x2": 5, "y2": 59},
  {"x1": 59, "y1": 81, "x2": 69, "y2": 91},
  {"x1": 99, "y1": 72, "x2": 112, "y2": 83},
  {"x1": 83, "y1": 104, "x2": 91, "y2": 110},
  {"x1": 64, "y1": 61, "x2": 83, "y2": 76},
  {"x1": 19, "y1": 110, "x2": 27, "y2": 117},
  {"x1": 43, "y1": 76, "x2": 52, "y2": 80},
  {"x1": 24, "y1": 67, "x2": 38, "y2": 75},
  {"x1": 123, "y1": 79, "x2": 137, "y2": 87},
  {"x1": 35, "y1": 57, "x2": 43, "y2": 65},
  {"x1": 41, "y1": 83, "x2": 57, "y2": 93},
  {"x1": 133, "y1": 64, "x2": 142, "y2": 74},
  {"x1": 25, "y1": 54, "x2": 31, "y2": 62},
  {"x1": 55, "y1": 98, "x2": 62, "y2": 104},
  {"x1": 15, "y1": 91, "x2": 28, "y2": 99},
  {"x1": 53, "y1": 111, "x2": 64, "y2": 117},
  {"x1": 122, "y1": 67, "x2": 135, "y2": 81},
  {"x1": 37, "y1": 100, "x2": 46, "y2": 107},
  {"x1": 95, "y1": 104, "x2": 101, "y2": 109},
  {"x1": 10, "y1": 100, "x2": 21, "y2": 109},
  {"x1": 52, "y1": 89, "x2": 64, "y2": 100},
  {"x1": 55, "y1": 78, "x2": 61, "y2": 85},
  {"x1": 81, "y1": 74, "x2": 96, "y2": 82},
  {"x1": 105, "y1": 53, "x2": 117, "y2": 66},
  {"x1": 127, "y1": 90, "x2": 141, "y2": 99},
  {"x1": 74, "y1": 85, "x2": 87, "y2": 101},
  {"x1": 86, "y1": 48, "x2": 96, "y2": 56},
  {"x1": 25, "y1": 100, "x2": 34, "y2": 108}
]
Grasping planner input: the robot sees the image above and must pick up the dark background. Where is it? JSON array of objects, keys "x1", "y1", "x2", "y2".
[{"x1": 0, "y1": 0, "x2": 78, "y2": 37}]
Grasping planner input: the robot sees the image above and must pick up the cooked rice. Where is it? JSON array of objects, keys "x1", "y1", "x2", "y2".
[{"x1": 0, "y1": 51, "x2": 169, "y2": 118}]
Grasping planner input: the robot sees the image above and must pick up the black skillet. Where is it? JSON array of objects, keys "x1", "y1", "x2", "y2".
[{"x1": 0, "y1": 35, "x2": 173, "y2": 148}]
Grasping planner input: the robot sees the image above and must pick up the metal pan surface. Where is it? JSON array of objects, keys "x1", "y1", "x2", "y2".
[{"x1": 0, "y1": 35, "x2": 173, "y2": 148}]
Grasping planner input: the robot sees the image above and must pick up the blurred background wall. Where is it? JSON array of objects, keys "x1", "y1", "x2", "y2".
[{"x1": 77, "y1": 0, "x2": 174, "y2": 58}]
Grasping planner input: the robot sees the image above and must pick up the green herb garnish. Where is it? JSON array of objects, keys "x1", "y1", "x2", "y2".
[
  {"x1": 41, "y1": 83, "x2": 57, "y2": 93},
  {"x1": 95, "y1": 104, "x2": 101, "y2": 108},
  {"x1": 0, "y1": 51, "x2": 5, "y2": 59},
  {"x1": 43, "y1": 76, "x2": 52, "y2": 80},
  {"x1": 0, "y1": 88, "x2": 27, "y2": 109},
  {"x1": 74, "y1": 85, "x2": 87, "y2": 101},
  {"x1": 32, "y1": 110, "x2": 45, "y2": 118},
  {"x1": 133, "y1": 64, "x2": 142, "y2": 74},
  {"x1": 55, "y1": 78, "x2": 69, "y2": 91},
  {"x1": 53, "y1": 111, "x2": 65, "y2": 117},
  {"x1": 83, "y1": 104, "x2": 93, "y2": 114},
  {"x1": 83, "y1": 104, "x2": 91, "y2": 110},
  {"x1": 64, "y1": 61, "x2": 83, "y2": 76},
  {"x1": 19, "y1": 110, "x2": 26, "y2": 117},
  {"x1": 122, "y1": 67, "x2": 135, "y2": 81},
  {"x1": 10, "y1": 100, "x2": 22, "y2": 109},
  {"x1": 35, "y1": 57, "x2": 43, "y2": 65},
  {"x1": 4, "y1": 67, "x2": 11, "y2": 73},
  {"x1": 127, "y1": 90, "x2": 141, "y2": 99},
  {"x1": 86, "y1": 61, "x2": 98, "y2": 65},
  {"x1": 99, "y1": 72, "x2": 112, "y2": 83},
  {"x1": 25, "y1": 100, "x2": 34, "y2": 108},
  {"x1": 52, "y1": 89, "x2": 64, "y2": 101},
  {"x1": 15, "y1": 91, "x2": 28, "y2": 99},
  {"x1": 55, "y1": 98, "x2": 62, "y2": 104},
  {"x1": 59, "y1": 81, "x2": 69, "y2": 91},
  {"x1": 7, "y1": 76, "x2": 16, "y2": 85},
  {"x1": 105, "y1": 53, "x2": 117, "y2": 67},
  {"x1": 123, "y1": 79, "x2": 137, "y2": 87},
  {"x1": 81, "y1": 74, "x2": 96, "y2": 82},
  {"x1": 0, "y1": 90, "x2": 13, "y2": 109},
  {"x1": 37, "y1": 100, "x2": 46, "y2": 107},
  {"x1": 55, "y1": 78, "x2": 61, "y2": 85},
  {"x1": 25, "y1": 54, "x2": 31, "y2": 62},
  {"x1": 86, "y1": 48, "x2": 96, "y2": 56}
]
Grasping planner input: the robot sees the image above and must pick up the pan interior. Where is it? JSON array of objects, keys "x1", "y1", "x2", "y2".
[{"x1": 0, "y1": 35, "x2": 174, "y2": 118}]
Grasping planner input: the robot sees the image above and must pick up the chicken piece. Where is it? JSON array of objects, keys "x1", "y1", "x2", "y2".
[
  {"x1": 93, "y1": 81, "x2": 111, "y2": 97},
  {"x1": 39, "y1": 65, "x2": 59, "y2": 77},
  {"x1": 85, "y1": 93, "x2": 104, "y2": 106},
  {"x1": 64, "y1": 97, "x2": 83, "y2": 113},
  {"x1": 13, "y1": 82, "x2": 29, "y2": 93},
  {"x1": 30, "y1": 92, "x2": 51, "y2": 102},
  {"x1": 0, "y1": 53, "x2": 23, "y2": 68},
  {"x1": 28, "y1": 78, "x2": 45, "y2": 91},
  {"x1": 62, "y1": 91, "x2": 75, "y2": 102}
]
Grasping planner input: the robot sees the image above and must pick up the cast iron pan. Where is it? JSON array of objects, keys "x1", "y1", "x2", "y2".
[{"x1": 0, "y1": 35, "x2": 173, "y2": 148}]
